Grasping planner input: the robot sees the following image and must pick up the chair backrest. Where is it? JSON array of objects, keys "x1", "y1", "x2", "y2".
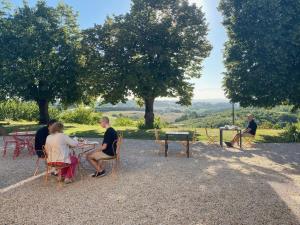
[
  {"x1": 191, "y1": 129, "x2": 198, "y2": 143},
  {"x1": 112, "y1": 133, "x2": 123, "y2": 160},
  {"x1": 42, "y1": 144, "x2": 48, "y2": 155},
  {"x1": 44, "y1": 144, "x2": 65, "y2": 163},
  {"x1": 205, "y1": 128, "x2": 210, "y2": 137},
  {"x1": 154, "y1": 129, "x2": 160, "y2": 142}
]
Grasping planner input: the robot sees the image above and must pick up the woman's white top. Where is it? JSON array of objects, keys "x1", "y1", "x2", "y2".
[{"x1": 45, "y1": 133, "x2": 78, "y2": 164}]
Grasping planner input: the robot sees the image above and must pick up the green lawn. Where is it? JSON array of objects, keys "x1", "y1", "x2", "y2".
[{"x1": 0, "y1": 121, "x2": 287, "y2": 143}]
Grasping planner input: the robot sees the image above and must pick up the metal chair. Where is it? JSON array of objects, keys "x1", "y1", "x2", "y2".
[
  {"x1": 2, "y1": 130, "x2": 25, "y2": 159},
  {"x1": 205, "y1": 128, "x2": 218, "y2": 145}
]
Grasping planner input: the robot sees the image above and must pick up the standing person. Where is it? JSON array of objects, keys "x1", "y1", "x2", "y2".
[
  {"x1": 225, "y1": 114, "x2": 257, "y2": 147},
  {"x1": 87, "y1": 117, "x2": 118, "y2": 177},
  {"x1": 35, "y1": 119, "x2": 57, "y2": 158},
  {"x1": 45, "y1": 122, "x2": 79, "y2": 184}
]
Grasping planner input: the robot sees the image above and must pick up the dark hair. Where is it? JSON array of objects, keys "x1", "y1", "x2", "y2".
[{"x1": 47, "y1": 119, "x2": 58, "y2": 127}]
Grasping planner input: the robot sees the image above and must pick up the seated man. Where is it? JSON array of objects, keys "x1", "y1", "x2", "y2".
[
  {"x1": 35, "y1": 119, "x2": 57, "y2": 158},
  {"x1": 87, "y1": 117, "x2": 118, "y2": 177},
  {"x1": 225, "y1": 114, "x2": 257, "y2": 147}
]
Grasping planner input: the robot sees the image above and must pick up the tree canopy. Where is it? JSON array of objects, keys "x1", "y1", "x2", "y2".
[
  {"x1": 219, "y1": 0, "x2": 300, "y2": 109},
  {"x1": 83, "y1": 0, "x2": 211, "y2": 128},
  {"x1": 0, "y1": 1, "x2": 85, "y2": 123}
]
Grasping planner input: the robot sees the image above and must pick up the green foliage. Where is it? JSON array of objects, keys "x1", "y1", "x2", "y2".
[
  {"x1": 137, "y1": 117, "x2": 167, "y2": 129},
  {"x1": 0, "y1": 100, "x2": 60, "y2": 121},
  {"x1": 0, "y1": 1, "x2": 87, "y2": 123},
  {"x1": 82, "y1": 0, "x2": 211, "y2": 128},
  {"x1": 282, "y1": 124, "x2": 300, "y2": 142},
  {"x1": 113, "y1": 117, "x2": 136, "y2": 127},
  {"x1": 219, "y1": 0, "x2": 300, "y2": 108},
  {"x1": 176, "y1": 106, "x2": 299, "y2": 129},
  {"x1": 59, "y1": 107, "x2": 102, "y2": 125}
]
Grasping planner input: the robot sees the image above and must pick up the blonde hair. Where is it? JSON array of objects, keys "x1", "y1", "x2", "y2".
[
  {"x1": 101, "y1": 116, "x2": 110, "y2": 124},
  {"x1": 50, "y1": 122, "x2": 64, "y2": 134}
]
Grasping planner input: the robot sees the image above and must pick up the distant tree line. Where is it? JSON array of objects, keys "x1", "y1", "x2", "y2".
[{"x1": 176, "y1": 106, "x2": 299, "y2": 129}]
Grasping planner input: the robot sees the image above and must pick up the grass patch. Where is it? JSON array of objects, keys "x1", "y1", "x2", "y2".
[{"x1": 0, "y1": 121, "x2": 287, "y2": 143}]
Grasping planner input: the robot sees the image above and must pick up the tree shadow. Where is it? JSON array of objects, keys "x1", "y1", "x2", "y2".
[{"x1": 260, "y1": 134, "x2": 288, "y2": 143}]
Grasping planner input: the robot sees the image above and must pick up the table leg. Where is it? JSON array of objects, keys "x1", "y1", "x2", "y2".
[
  {"x1": 220, "y1": 129, "x2": 223, "y2": 147},
  {"x1": 186, "y1": 135, "x2": 190, "y2": 158},
  {"x1": 165, "y1": 134, "x2": 168, "y2": 157}
]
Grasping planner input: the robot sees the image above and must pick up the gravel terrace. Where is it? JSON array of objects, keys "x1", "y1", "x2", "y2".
[{"x1": 0, "y1": 139, "x2": 300, "y2": 225}]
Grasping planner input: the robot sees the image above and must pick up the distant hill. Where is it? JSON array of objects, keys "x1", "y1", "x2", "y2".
[{"x1": 97, "y1": 99, "x2": 232, "y2": 113}]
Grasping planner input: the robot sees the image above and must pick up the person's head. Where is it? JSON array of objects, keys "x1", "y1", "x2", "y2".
[
  {"x1": 247, "y1": 114, "x2": 254, "y2": 121},
  {"x1": 99, "y1": 116, "x2": 110, "y2": 128},
  {"x1": 47, "y1": 119, "x2": 58, "y2": 131},
  {"x1": 50, "y1": 122, "x2": 64, "y2": 134}
]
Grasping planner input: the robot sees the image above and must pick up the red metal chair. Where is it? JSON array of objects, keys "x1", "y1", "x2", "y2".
[{"x1": 2, "y1": 131, "x2": 25, "y2": 159}]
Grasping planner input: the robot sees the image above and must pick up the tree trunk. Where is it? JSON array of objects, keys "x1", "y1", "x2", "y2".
[
  {"x1": 37, "y1": 99, "x2": 49, "y2": 124},
  {"x1": 144, "y1": 98, "x2": 155, "y2": 129}
]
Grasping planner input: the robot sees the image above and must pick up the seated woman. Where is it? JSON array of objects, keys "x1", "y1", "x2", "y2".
[{"x1": 45, "y1": 122, "x2": 79, "y2": 184}]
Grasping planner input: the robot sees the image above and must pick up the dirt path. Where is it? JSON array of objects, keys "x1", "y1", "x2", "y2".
[{"x1": 0, "y1": 140, "x2": 300, "y2": 225}]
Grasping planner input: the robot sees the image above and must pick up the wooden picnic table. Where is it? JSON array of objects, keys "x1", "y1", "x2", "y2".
[
  {"x1": 219, "y1": 126, "x2": 242, "y2": 148},
  {"x1": 164, "y1": 131, "x2": 190, "y2": 158}
]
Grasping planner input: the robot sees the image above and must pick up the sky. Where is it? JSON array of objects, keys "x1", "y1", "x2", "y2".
[{"x1": 10, "y1": 0, "x2": 228, "y2": 100}]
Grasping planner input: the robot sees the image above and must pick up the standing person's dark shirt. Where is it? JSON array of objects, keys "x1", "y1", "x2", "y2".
[
  {"x1": 247, "y1": 119, "x2": 257, "y2": 135},
  {"x1": 102, "y1": 127, "x2": 118, "y2": 156},
  {"x1": 35, "y1": 126, "x2": 49, "y2": 157}
]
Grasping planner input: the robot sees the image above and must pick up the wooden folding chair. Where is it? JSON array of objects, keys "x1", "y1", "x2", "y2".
[
  {"x1": 100, "y1": 133, "x2": 123, "y2": 175},
  {"x1": 242, "y1": 134, "x2": 255, "y2": 148},
  {"x1": 205, "y1": 128, "x2": 218, "y2": 145},
  {"x1": 154, "y1": 129, "x2": 165, "y2": 154},
  {"x1": 43, "y1": 145, "x2": 73, "y2": 186},
  {"x1": 33, "y1": 149, "x2": 47, "y2": 176},
  {"x1": 180, "y1": 129, "x2": 199, "y2": 146}
]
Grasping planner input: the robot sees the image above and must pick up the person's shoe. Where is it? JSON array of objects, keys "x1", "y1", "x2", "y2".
[
  {"x1": 64, "y1": 178, "x2": 73, "y2": 184},
  {"x1": 51, "y1": 172, "x2": 58, "y2": 176},
  {"x1": 91, "y1": 170, "x2": 106, "y2": 178},
  {"x1": 225, "y1": 142, "x2": 233, "y2": 147}
]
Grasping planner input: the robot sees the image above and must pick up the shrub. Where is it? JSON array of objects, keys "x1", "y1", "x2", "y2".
[
  {"x1": 113, "y1": 117, "x2": 135, "y2": 127},
  {"x1": 49, "y1": 107, "x2": 61, "y2": 120},
  {"x1": 282, "y1": 123, "x2": 300, "y2": 142},
  {"x1": 0, "y1": 100, "x2": 38, "y2": 121},
  {"x1": 59, "y1": 107, "x2": 102, "y2": 125},
  {"x1": 137, "y1": 117, "x2": 167, "y2": 129}
]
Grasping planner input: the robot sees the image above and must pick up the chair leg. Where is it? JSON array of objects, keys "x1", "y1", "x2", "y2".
[
  {"x1": 44, "y1": 165, "x2": 50, "y2": 183},
  {"x1": 2, "y1": 142, "x2": 8, "y2": 157},
  {"x1": 34, "y1": 158, "x2": 40, "y2": 176},
  {"x1": 13, "y1": 143, "x2": 19, "y2": 160}
]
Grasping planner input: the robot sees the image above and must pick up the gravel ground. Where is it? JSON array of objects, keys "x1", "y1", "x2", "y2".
[{"x1": 1, "y1": 139, "x2": 300, "y2": 225}]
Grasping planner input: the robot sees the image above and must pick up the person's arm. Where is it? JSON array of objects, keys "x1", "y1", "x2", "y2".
[
  {"x1": 64, "y1": 134, "x2": 78, "y2": 147},
  {"x1": 243, "y1": 128, "x2": 251, "y2": 133},
  {"x1": 95, "y1": 143, "x2": 107, "y2": 152}
]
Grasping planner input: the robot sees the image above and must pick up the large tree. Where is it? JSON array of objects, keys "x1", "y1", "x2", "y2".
[
  {"x1": 83, "y1": 0, "x2": 211, "y2": 128},
  {"x1": 219, "y1": 0, "x2": 300, "y2": 109},
  {"x1": 0, "y1": 1, "x2": 85, "y2": 123}
]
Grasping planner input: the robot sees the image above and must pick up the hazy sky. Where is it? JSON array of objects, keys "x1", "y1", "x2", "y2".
[{"x1": 10, "y1": 0, "x2": 228, "y2": 100}]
